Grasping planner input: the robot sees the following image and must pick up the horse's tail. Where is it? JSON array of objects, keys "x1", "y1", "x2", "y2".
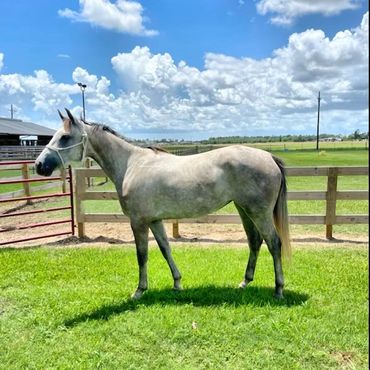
[{"x1": 272, "y1": 156, "x2": 292, "y2": 262}]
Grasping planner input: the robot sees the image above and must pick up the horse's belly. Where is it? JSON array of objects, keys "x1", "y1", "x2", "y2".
[{"x1": 136, "y1": 182, "x2": 231, "y2": 220}]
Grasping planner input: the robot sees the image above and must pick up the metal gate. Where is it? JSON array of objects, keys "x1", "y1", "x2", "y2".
[{"x1": 0, "y1": 161, "x2": 74, "y2": 246}]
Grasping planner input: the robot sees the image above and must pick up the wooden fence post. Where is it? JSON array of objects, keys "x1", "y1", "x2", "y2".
[
  {"x1": 60, "y1": 168, "x2": 67, "y2": 193},
  {"x1": 75, "y1": 169, "x2": 86, "y2": 238},
  {"x1": 326, "y1": 167, "x2": 338, "y2": 239},
  {"x1": 21, "y1": 163, "x2": 32, "y2": 204},
  {"x1": 172, "y1": 221, "x2": 180, "y2": 239},
  {"x1": 85, "y1": 159, "x2": 92, "y2": 188}
]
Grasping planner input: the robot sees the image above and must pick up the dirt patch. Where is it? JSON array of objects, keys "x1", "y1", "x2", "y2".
[
  {"x1": 330, "y1": 351, "x2": 356, "y2": 368},
  {"x1": 1, "y1": 219, "x2": 368, "y2": 249}
]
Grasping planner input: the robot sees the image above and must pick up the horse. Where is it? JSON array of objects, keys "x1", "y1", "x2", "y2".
[{"x1": 35, "y1": 109, "x2": 291, "y2": 300}]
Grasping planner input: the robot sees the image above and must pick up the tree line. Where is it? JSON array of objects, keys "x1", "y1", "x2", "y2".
[{"x1": 199, "y1": 130, "x2": 369, "y2": 145}]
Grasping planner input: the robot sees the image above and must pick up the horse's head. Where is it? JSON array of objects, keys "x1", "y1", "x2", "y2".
[{"x1": 35, "y1": 109, "x2": 87, "y2": 176}]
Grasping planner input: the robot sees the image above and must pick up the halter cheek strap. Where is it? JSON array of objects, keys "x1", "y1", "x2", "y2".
[{"x1": 46, "y1": 134, "x2": 88, "y2": 168}]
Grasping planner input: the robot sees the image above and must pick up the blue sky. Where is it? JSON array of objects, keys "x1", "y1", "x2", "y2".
[{"x1": 0, "y1": 0, "x2": 368, "y2": 140}]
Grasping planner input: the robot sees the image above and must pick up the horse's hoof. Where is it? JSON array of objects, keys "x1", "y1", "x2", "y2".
[
  {"x1": 131, "y1": 289, "x2": 146, "y2": 300},
  {"x1": 238, "y1": 280, "x2": 250, "y2": 289},
  {"x1": 238, "y1": 281, "x2": 246, "y2": 289},
  {"x1": 274, "y1": 292, "x2": 284, "y2": 300},
  {"x1": 173, "y1": 285, "x2": 183, "y2": 292},
  {"x1": 174, "y1": 279, "x2": 183, "y2": 291}
]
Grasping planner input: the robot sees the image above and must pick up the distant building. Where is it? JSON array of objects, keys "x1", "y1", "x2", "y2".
[
  {"x1": 319, "y1": 137, "x2": 342, "y2": 142},
  {"x1": 0, "y1": 117, "x2": 55, "y2": 146}
]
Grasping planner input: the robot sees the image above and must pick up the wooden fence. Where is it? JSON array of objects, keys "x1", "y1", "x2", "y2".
[
  {"x1": 0, "y1": 146, "x2": 44, "y2": 160},
  {"x1": 74, "y1": 166, "x2": 368, "y2": 239}
]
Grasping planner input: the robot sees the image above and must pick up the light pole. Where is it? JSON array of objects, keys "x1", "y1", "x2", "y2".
[
  {"x1": 316, "y1": 91, "x2": 321, "y2": 151},
  {"x1": 77, "y1": 82, "x2": 87, "y2": 120}
]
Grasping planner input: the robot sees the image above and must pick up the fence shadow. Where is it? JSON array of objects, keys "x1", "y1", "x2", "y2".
[{"x1": 64, "y1": 285, "x2": 309, "y2": 328}]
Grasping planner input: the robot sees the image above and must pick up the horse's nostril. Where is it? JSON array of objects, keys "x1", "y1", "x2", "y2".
[{"x1": 36, "y1": 161, "x2": 43, "y2": 175}]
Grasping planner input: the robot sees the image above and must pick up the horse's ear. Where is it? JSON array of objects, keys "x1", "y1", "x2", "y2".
[
  {"x1": 65, "y1": 108, "x2": 76, "y2": 124},
  {"x1": 57, "y1": 109, "x2": 65, "y2": 121},
  {"x1": 58, "y1": 109, "x2": 71, "y2": 132}
]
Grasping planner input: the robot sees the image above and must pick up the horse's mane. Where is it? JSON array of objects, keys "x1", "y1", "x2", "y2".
[
  {"x1": 82, "y1": 119, "x2": 170, "y2": 154},
  {"x1": 145, "y1": 146, "x2": 170, "y2": 154}
]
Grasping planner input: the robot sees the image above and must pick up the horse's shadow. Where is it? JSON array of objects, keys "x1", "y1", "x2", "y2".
[{"x1": 64, "y1": 285, "x2": 309, "y2": 327}]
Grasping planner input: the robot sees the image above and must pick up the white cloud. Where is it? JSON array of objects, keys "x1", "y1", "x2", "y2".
[
  {"x1": 0, "y1": 12, "x2": 368, "y2": 138},
  {"x1": 0, "y1": 53, "x2": 3, "y2": 71},
  {"x1": 57, "y1": 54, "x2": 71, "y2": 59},
  {"x1": 256, "y1": 0, "x2": 361, "y2": 25},
  {"x1": 0, "y1": 68, "x2": 77, "y2": 123},
  {"x1": 95, "y1": 12, "x2": 369, "y2": 135},
  {"x1": 58, "y1": 0, "x2": 158, "y2": 36}
]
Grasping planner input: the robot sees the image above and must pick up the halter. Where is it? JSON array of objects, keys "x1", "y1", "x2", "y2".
[{"x1": 46, "y1": 134, "x2": 88, "y2": 168}]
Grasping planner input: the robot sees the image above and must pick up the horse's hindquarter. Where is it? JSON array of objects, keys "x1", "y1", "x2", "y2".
[{"x1": 122, "y1": 146, "x2": 281, "y2": 221}]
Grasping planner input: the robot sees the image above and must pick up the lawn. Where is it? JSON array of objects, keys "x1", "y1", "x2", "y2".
[
  {"x1": 165, "y1": 140, "x2": 368, "y2": 153},
  {"x1": 0, "y1": 245, "x2": 368, "y2": 369}
]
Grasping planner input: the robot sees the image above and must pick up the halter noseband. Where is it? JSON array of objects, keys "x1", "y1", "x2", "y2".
[{"x1": 46, "y1": 134, "x2": 88, "y2": 168}]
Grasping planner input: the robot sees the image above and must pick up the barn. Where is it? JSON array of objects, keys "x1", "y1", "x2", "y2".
[
  {"x1": 0, "y1": 117, "x2": 56, "y2": 159},
  {"x1": 0, "y1": 117, "x2": 55, "y2": 146}
]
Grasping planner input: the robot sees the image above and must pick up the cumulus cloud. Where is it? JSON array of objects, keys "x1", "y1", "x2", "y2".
[
  {"x1": 0, "y1": 68, "x2": 77, "y2": 124},
  {"x1": 58, "y1": 0, "x2": 158, "y2": 36},
  {"x1": 0, "y1": 12, "x2": 368, "y2": 137},
  {"x1": 256, "y1": 0, "x2": 361, "y2": 25},
  {"x1": 105, "y1": 13, "x2": 368, "y2": 134}
]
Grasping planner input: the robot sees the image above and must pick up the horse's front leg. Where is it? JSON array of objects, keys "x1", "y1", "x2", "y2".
[
  {"x1": 130, "y1": 221, "x2": 149, "y2": 300},
  {"x1": 150, "y1": 220, "x2": 182, "y2": 291}
]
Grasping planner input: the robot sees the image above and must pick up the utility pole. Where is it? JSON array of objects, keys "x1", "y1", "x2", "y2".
[
  {"x1": 77, "y1": 83, "x2": 87, "y2": 120},
  {"x1": 9, "y1": 104, "x2": 16, "y2": 119},
  {"x1": 316, "y1": 91, "x2": 321, "y2": 151}
]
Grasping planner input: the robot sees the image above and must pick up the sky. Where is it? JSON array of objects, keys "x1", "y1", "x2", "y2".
[{"x1": 0, "y1": 0, "x2": 368, "y2": 140}]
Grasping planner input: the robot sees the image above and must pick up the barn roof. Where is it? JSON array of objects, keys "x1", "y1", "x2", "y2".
[{"x1": 0, "y1": 117, "x2": 56, "y2": 136}]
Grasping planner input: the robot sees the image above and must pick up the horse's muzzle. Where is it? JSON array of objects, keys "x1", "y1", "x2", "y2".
[{"x1": 35, "y1": 160, "x2": 55, "y2": 177}]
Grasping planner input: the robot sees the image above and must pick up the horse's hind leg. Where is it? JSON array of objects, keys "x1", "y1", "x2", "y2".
[
  {"x1": 235, "y1": 203, "x2": 263, "y2": 289},
  {"x1": 150, "y1": 220, "x2": 182, "y2": 290},
  {"x1": 130, "y1": 220, "x2": 149, "y2": 300},
  {"x1": 253, "y1": 216, "x2": 285, "y2": 299}
]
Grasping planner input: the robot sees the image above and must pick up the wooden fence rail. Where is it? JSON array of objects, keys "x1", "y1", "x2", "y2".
[
  {"x1": 0, "y1": 146, "x2": 44, "y2": 160},
  {"x1": 74, "y1": 166, "x2": 368, "y2": 239}
]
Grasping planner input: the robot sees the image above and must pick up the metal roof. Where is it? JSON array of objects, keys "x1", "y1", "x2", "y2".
[{"x1": 0, "y1": 117, "x2": 56, "y2": 136}]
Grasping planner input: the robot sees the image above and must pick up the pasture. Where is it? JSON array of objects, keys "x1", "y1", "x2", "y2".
[
  {"x1": 0, "y1": 245, "x2": 368, "y2": 369},
  {"x1": 0, "y1": 146, "x2": 368, "y2": 369},
  {"x1": 165, "y1": 140, "x2": 368, "y2": 155}
]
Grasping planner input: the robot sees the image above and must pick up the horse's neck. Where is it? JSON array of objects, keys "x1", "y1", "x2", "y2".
[{"x1": 85, "y1": 128, "x2": 136, "y2": 187}]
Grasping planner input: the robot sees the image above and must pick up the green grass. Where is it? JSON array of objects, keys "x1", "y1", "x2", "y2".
[
  {"x1": 0, "y1": 245, "x2": 368, "y2": 369},
  {"x1": 164, "y1": 140, "x2": 368, "y2": 153},
  {"x1": 275, "y1": 149, "x2": 368, "y2": 167}
]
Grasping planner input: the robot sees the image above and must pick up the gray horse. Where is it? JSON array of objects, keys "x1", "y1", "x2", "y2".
[{"x1": 36, "y1": 109, "x2": 291, "y2": 299}]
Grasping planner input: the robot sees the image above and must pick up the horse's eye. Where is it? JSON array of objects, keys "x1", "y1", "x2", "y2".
[{"x1": 60, "y1": 135, "x2": 70, "y2": 143}]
